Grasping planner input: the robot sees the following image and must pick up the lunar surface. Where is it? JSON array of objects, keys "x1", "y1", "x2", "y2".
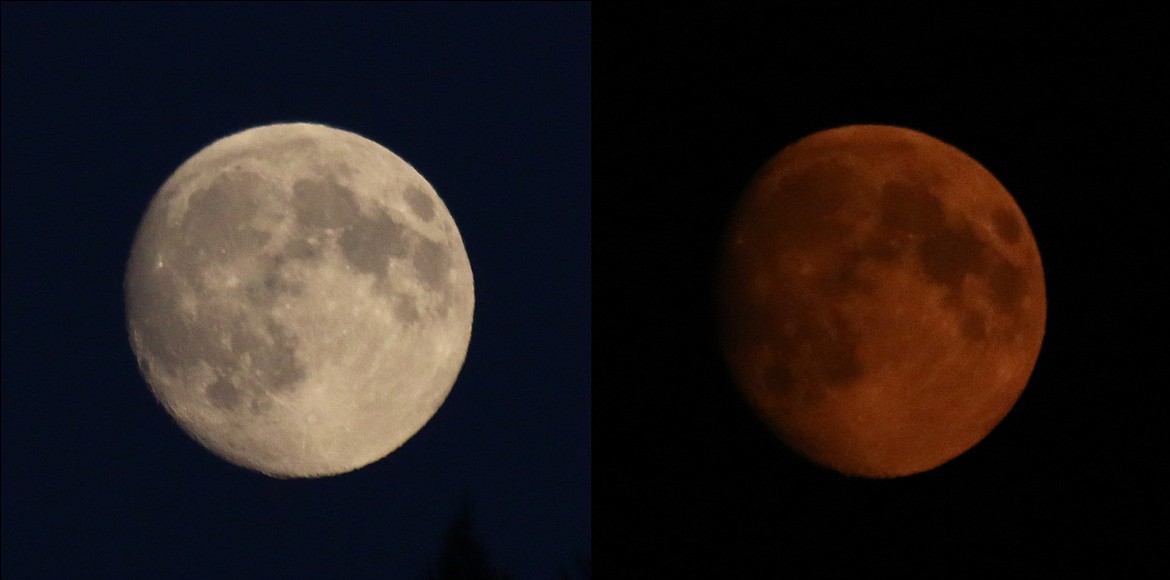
[
  {"x1": 717, "y1": 125, "x2": 1045, "y2": 478},
  {"x1": 125, "y1": 123, "x2": 474, "y2": 478}
]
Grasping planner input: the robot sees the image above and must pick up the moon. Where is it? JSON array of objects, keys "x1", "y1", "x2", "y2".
[
  {"x1": 717, "y1": 125, "x2": 1045, "y2": 478},
  {"x1": 125, "y1": 122, "x2": 474, "y2": 478}
]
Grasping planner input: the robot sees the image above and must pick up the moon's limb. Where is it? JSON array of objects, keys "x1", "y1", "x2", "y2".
[{"x1": 126, "y1": 123, "x2": 474, "y2": 478}]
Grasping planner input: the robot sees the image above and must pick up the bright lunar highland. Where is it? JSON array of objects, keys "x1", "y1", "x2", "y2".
[
  {"x1": 718, "y1": 125, "x2": 1045, "y2": 478},
  {"x1": 125, "y1": 123, "x2": 474, "y2": 478}
]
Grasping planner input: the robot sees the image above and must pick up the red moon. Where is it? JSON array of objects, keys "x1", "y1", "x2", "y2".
[{"x1": 717, "y1": 125, "x2": 1046, "y2": 478}]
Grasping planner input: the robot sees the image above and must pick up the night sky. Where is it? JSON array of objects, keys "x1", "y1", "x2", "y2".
[
  {"x1": 594, "y1": 4, "x2": 1165, "y2": 578},
  {"x1": 2, "y1": 3, "x2": 589, "y2": 579}
]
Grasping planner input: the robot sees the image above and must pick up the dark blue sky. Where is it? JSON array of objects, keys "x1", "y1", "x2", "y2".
[{"x1": 2, "y1": 3, "x2": 589, "y2": 579}]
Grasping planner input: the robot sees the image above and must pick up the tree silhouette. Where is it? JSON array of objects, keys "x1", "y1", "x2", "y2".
[{"x1": 425, "y1": 501, "x2": 509, "y2": 580}]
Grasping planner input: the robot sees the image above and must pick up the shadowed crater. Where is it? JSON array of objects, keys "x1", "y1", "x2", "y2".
[
  {"x1": 404, "y1": 185, "x2": 435, "y2": 221},
  {"x1": 820, "y1": 257, "x2": 878, "y2": 298},
  {"x1": 863, "y1": 179, "x2": 955, "y2": 278},
  {"x1": 231, "y1": 320, "x2": 305, "y2": 393},
  {"x1": 879, "y1": 179, "x2": 946, "y2": 236},
  {"x1": 244, "y1": 252, "x2": 310, "y2": 308},
  {"x1": 249, "y1": 398, "x2": 274, "y2": 416},
  {"x1": 764, "y1": 160, "x2": 859, "y2": 249},
  {"x1": 735, "y1": 294, "x2": 864, "y2": 401},
  {"x1": 339, "y1": 211, "x2": 410, "y2": 277},
  {"x1": 283, "y1": 237, "x2": 322, "y2": 260},
  {"x1": 918, "y1": 220, "x2": 987, "y2": 291},
  {"x1": 988, "y1": 259, "x2": 1026, "y2": 313},
  {"x1": 961, "y1": 310, "x2": 989, "y2": 340},
  {"x1": 292, "y1": 177, "x2": 361, "y2": 228},
  {"x1": 179, "y1": 171, "x2": 276, "y2": 278},
  {"x1": 991, "y1": 207, "x2": 1022, "y2": 244},
  {"x1": 394, "y1": 298, "x2": 421, "y2": 324},
  {"x1": 413, "y1": 238, "x2": 451, "y2": 289},
  {"x1": 765, "y1": 312, "x2": 863, "y2": 403},
  {"x1": 207, "y1": 375, "x2": 243, "y2": 410}
]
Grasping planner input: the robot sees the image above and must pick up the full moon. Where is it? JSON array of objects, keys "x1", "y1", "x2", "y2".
[
  {"x1": 717, "y1": 125, "x2": 1045, "y2": 478},
  {"x1": 125, "y1": 123, "x2": 474, "y2": 478}
]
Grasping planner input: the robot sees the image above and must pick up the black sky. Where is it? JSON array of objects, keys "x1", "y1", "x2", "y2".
[
  {"x1": 593, "y1": 4, "x2": 1166, "y2": 578},
  {"x1": 2, "y1": 3, "x2": 589, "y2": 579}
]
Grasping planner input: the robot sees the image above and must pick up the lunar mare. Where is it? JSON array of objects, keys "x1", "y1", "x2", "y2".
[
  {"x1": 125, "y1": 123, "x2": 474, "y2": 478},
  {"x1": 718, "y1": 125, "x2": 1045, "y2": 478}
]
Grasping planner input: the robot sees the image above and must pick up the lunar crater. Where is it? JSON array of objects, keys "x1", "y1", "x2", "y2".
[
  {"x1": 916, "y1": 217, "x2": 986, "y2": 290},
  {"x1": 991, "y1": 206, "x2": 1023, "y2": 243},
  {"x1": 180, "y1": 171, "x2": 276, "y2": 256},
  {"x1": 207, "y1": 376, "x2": 243, "y2": 410},
  {"x1": 292, "y1": 177, "x2": 362, "y2": 228},
  {"x1": 404, "y1": 185, "x2": 436, "y2": 221},
  {"x1": 761, "y1": 160, "x2": 858, "y2": 249},
  {"x1": 879, "y1": 179, "x2": 947, "y2": 235},
  {"x1": 735, "y1": 285, "x2": 865, "y2": 404},
  {"x1": 337, "y1": 210, "x2": 409, "y2": 277}
]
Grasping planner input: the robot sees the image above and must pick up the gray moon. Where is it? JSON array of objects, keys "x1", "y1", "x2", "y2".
[{"x1": 125, "y1": 122, "x2": 474, "y2": 478}]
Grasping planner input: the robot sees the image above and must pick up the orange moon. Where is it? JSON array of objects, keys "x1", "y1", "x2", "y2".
[{"x1": 717, "y1": 125, "x2": 1046, "y2": 478}]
